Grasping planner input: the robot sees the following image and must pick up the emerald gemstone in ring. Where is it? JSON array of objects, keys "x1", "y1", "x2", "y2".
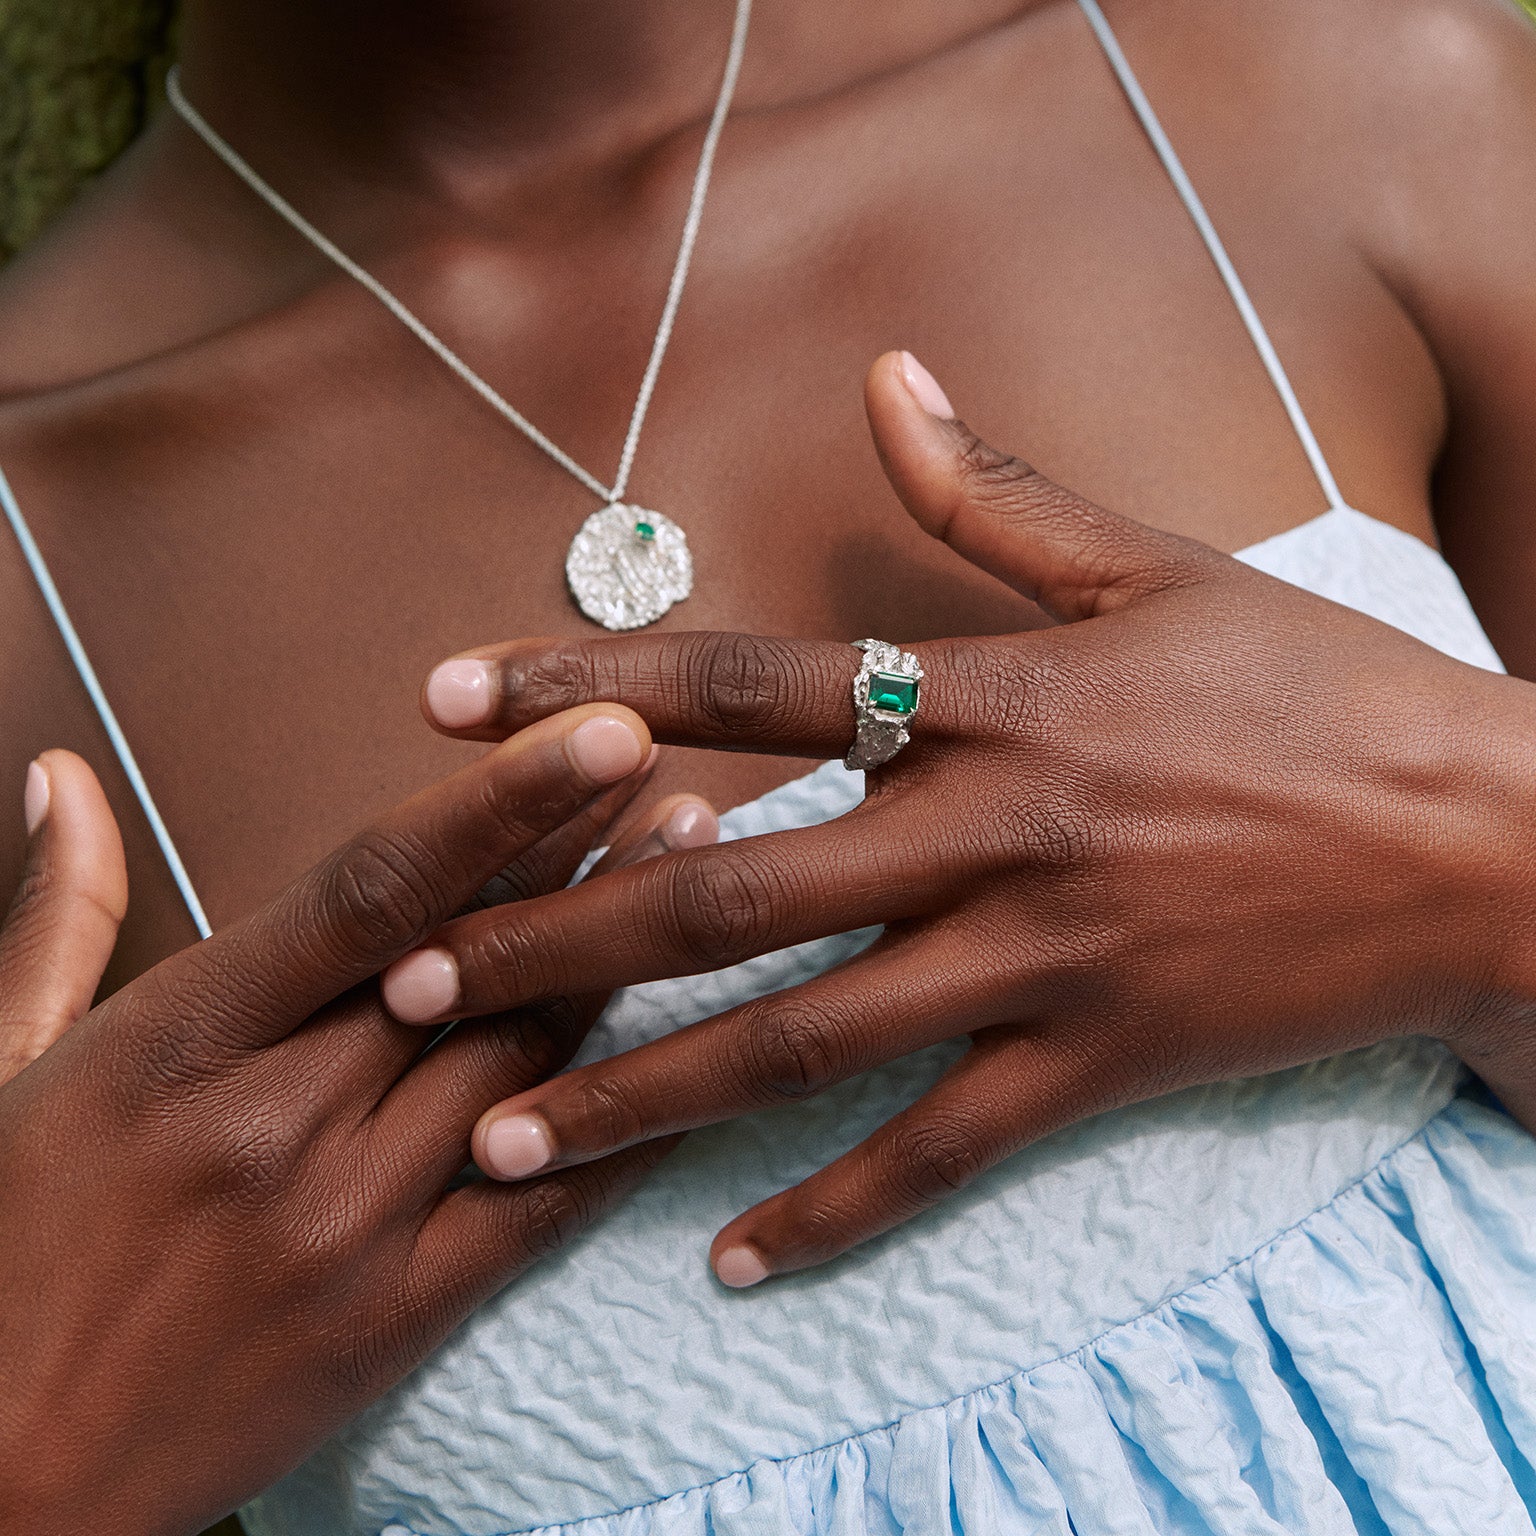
[
  {"x1": 634, "y1": 521, "x2": 657, "y2": 543},
  {"x1": 868, "y1": 672, "x2": 919, "y2": 715},
  {"x1": 846, "y1": 639, "x2": 922, "y2": 771}
]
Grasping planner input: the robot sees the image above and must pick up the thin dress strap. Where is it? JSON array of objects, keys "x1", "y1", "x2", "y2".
[
  {"x1": 0, "y1": 466, "x2": 212, "y2": 938},
  {"x1": 1074, "y1": 0, "x2": 1349, "y2": 515}
]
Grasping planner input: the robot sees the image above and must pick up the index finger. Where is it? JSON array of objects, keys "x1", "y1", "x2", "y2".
[
  {"x1": 423, "y1": 633, "x2": 866, "y2": 753},
  {"x1": 150, "y1": 705, "x2": 653, "y2": 1052}
]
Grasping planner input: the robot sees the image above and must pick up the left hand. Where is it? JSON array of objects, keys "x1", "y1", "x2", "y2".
[{"x1": 387, "y1": 351, "x2": 1536, "y2": 1285}]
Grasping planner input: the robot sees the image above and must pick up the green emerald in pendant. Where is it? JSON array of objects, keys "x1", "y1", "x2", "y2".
[
  {"x1": 634, "y1": 521, "x2": 657, "y2": 543},
  {"x1": 869, "y1": 672, "x2": 919, "y2": 715}
]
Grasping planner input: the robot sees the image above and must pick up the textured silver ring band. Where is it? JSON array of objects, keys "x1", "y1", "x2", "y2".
[{"x1": 845, "y1": 639, "x2": 925, "y2": 772}]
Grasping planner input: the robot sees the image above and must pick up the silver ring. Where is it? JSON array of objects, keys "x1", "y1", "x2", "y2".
[{"x1": 845, "y1": 639, "x2": 924, "y2": 771}]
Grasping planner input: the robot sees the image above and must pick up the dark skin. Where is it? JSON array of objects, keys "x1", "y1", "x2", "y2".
[
  {"x1": 2, "y1": 0, "x2": 1536, "y2": 1524},
  {"x1": 408, "y1": 355, "x2": 1536, "y2": 1280},
  {"x1": 0, "y1": 714, "x2": 696, "y2": 1532},
  {"x1": 5, "y1": 0, "x2": 1535, "y2": 978}
]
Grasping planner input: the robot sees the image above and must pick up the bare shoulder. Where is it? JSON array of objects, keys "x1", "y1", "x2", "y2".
[
  {"x1": 1097, "y1": 0, "x2": 1536, "y2": 664},
  {"x1": 1094, "y1": 0, "x2": 1536, "y2": 393},
  {"x1": 1097, "y1": 0, "x2": 1536, "y2": 223},
  {"x1": 1104, "y1": 0, "x2": 1536, "y2": 105}
]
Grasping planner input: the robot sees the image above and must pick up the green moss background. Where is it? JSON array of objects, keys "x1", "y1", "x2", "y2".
[{"x1": 0, "y1": 0, "x2": 176, "y2": 259}]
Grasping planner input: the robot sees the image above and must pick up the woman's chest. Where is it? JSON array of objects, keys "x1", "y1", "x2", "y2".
[{"x1": 0, "y1": 47, "x2": 1445, "y2": 975}]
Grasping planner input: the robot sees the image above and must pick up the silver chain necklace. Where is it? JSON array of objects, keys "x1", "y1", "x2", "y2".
[{"x1": 166, "y1": 0, "x2": 751, "y2": 631}]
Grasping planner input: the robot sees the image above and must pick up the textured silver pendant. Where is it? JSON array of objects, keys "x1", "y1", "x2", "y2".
[{"x1": 565, "y1": 503, "x2": 693, "y2": 631}]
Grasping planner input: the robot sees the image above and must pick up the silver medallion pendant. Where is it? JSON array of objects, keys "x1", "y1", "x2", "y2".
[{"x1": 565, "y1": 503, "x2": 693, "y2": 631}]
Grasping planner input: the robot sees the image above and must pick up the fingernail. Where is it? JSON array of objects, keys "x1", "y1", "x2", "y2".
[
  {"x1": 643, "y1": 744, "x2": 661, "y2": 772},
  {"x1": 23, "y1": 760, "x2": 49, "y2": 836},
  {"x1": 481, "y1": 1113, "x2": 555, "y2": 1179},
  {"x1": 569, "y1": 715, "x2": 645, "y2": 783},
  {"x1": 715, "y1": 1244, "x2": 770, "y2": 1289},
  {"x1": 899, "y1": 351, "x2": 956, "y2": 420},
  {"x1": 426, "y1": 659, "x2": 492, "y2": 728},
  {"x1": 381, "y1": 946, "x2": 459, "y2": 1023},
  {"x1": 661, "y1": 800, "x2": 719, "y2": 851}
]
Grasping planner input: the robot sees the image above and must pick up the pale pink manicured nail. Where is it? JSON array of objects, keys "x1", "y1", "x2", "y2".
[
  {"x1": 425, "y1": 659, "x2": 492, "y2": 728},
  {"x1": 569, "y1": 716, "x2": 645, "y2": 783},
  {"x1": 381, "y1": 947, "x2": 459, "y2": 1023},
  {"x1": 480, "y1": 1113, "x2": 555, "y2": 1180},
  {"x1": 643, "y1": 744, "x2": 661, "y2": 772},
  {"x1": 715, "y1": 1244, "x2": 770, "y2": 1289},
  {"x1": 899, "y1": 351, "x2": 956, "y2": 420},
  {"x1": 23, "y1": 760, "x2": 49, "y2": 836},
  {"x1": 663, "y1": 801, "x2": 719, "y2": 851}
]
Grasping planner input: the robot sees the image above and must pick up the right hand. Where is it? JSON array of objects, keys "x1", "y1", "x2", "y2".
[{"x1": 0, "y1": 712, "x2": 708, "y2": 1536}]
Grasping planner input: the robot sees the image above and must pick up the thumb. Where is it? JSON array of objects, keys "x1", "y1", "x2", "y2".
[
  {"x1": 0, "y1": 750, "x2": 128, "y2": 1084},
  {"x1": 865, "y1": 350, "x2": 1216, "y2": 622}
]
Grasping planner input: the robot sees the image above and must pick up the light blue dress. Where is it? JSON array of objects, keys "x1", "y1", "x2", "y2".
[
  {"x1": 239, "y1": 507, "x2": 1535, "y2": 1536},
  {"x1": 230, "y1": 499, "x2": 1535, "y2": 1536},
  {"x1": 5, "y1": 2, "x2": 1534, "y2": 1532}
]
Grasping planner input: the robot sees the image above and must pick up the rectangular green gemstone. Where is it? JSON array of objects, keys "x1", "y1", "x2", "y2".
[{"x1": 868, "y1": 672, "x2": 919, "y2": 715}]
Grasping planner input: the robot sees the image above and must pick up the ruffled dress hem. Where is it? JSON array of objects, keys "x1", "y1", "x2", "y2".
[{"x1": 335, "y1": 1094, "x2": 1536, "y2": 1536}]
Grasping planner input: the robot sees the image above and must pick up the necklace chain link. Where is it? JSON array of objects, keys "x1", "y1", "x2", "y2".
[{"x1": 166, "y1": 0, "x2": 752, "y2": 510}]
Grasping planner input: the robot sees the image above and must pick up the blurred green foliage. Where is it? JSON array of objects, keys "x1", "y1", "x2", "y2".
[{"x1": 0, "y1": 0, "x2": 176, "y2": 259}]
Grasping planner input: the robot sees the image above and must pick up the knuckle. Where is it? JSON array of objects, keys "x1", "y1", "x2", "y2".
[
  {"x1": 945, "y1": 651, "x2": 1109, "y2": 881},
  {"x1": 892, "y1": 1118, "x2": 989, "y2": 1206},
  {"x1": 736, "y1": 997, "x2": 854, "y2": 1104},
  {"x1": 3, "y1": 856, "x2": 47, "y2": 927},
  {"x1": 273, "y1": 1159, "x2": 384, "y2": 1294},
  {"x1": 561, "y1": 1073, "x2": 652, "y2": 1149},
  {"x1": 660, "y1": 849, "x2": 778, "y2": 970},
  {"x1": 511, "y1": 1177, "x2": 599, "y2": 1263},
  {"x1": 455, "y1": 998, "x2": 594, "y2": 1096},
  {"x1": 316, "y1": 826, "x2": 447, "y2": 956},
  {"x1": 997, "y1": 784, "x2": 1105, "y2": 878},
  {"x1": 461, "y1": 916, "x2": 556, "y2": 1007},
  {"x1": 509, "y1": 645, "x2": 606, "y2": 715},
  {"x1": 469, "y1": 848, "x2": 562, "y2": 911},
  {"x1": 681, "y1": 632, "x2": 794, "y2": 738},
  {"x1": 196, "y1": 1107, "x2": 308, "y2": 1216},
  {"x1": 506, "y1": 995, "x2": 592, "y2": 1067},
  {"x1": 102, "y1": 968, "x2": 238, "y2": 1104},
  {"x1": 964, "y1": 644, "x2": 1065, "y2": 747},
  {"x1": 326, "y1": 1311, "x2": 412, "y2": 1403},
  {"x1": 954, "y1": 432, "x2": 1046, "y2": 510},
  {"x1": 472, "y1": 765, "x2": 582, "y2": 850},
  {"x1": 1090, "y1": 1014, "x2": 1181, "y2": 1099}
]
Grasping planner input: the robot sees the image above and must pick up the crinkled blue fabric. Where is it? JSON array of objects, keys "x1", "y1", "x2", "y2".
[
  {"x1": 244, "y1": 510, "x2": 1536, "y2": 1536},
  {"x1": 342, "y1": 1100, "x2": 1529, "y2": 1536}
]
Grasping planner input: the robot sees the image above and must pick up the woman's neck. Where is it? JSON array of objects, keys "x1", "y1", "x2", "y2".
[
  {"x1": 0, "y1": 0, "x2": 1041, "y2": 397},
  {"x1": 175, "y1": 0, "x2": 1034, "y2": 203}
]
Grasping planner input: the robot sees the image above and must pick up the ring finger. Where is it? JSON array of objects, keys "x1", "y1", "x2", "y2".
[{"x1": 466, "y1": 923, "x2": 1026, "y2": 1182}]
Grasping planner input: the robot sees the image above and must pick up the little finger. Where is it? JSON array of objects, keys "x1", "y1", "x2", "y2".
[
  {"x1": 709, "y1": 1026, "x2": 1118, "y2": 1283},
  {"x1": 587, "y1": 793, "x2": 721, "y2": 877}
]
